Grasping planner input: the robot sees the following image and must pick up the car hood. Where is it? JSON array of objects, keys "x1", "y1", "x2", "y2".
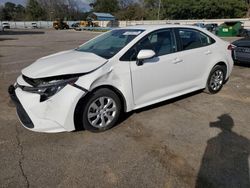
[{"x1": 22, "y1": 50, "x2": 107, "y2": 78}]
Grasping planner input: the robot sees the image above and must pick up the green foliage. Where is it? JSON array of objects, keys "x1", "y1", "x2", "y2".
[
  {"x1": 143, "y1": 0, "x2": 159, "y2": 19},
  {"x1": 115, "y1": 3, "x2": 145, "y2": 20},
  {"x1": 0, "y1": 0, "x2": 248, "y2": 21},
  {"x1": 26, "y1": 0, "x2": 45, "y2": 20},
  {"x1": 160, "y1": 0, "x2": 248, "y2": 19},
  {"x1": 0, "y1": 2, "x2": 26, "y2": 21},
  {"x1": 92, "y1": 0, "x2": 119, "y2": 13}
]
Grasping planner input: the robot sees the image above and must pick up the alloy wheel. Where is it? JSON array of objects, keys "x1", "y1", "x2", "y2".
[
  {"x1": 87, "y1": 97, "x2": 117, "y2": 129},
  {"x1": 209, "y1": 70, "x2": 224, "y2": 91}
]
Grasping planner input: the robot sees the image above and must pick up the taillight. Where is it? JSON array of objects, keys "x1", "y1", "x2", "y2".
[{"x1": 227, "y1": 44, "x2": 235, "y2": 50}]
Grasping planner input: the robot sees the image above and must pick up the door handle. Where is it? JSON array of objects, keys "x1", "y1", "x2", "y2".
[
  {"x1": 204, "y1": 50, "x2": 212, "y2": 55},
  {"x1": 172, "y1": 58, "x2": 183, "y2": 64}
]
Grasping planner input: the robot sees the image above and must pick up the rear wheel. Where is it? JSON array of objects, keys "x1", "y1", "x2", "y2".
[
  {"x1": 205, "y1": 65, "x2": 226, "y2": 94},
  {"x1": 82, "y1": 88, "x2": 121, "y2": 132}
]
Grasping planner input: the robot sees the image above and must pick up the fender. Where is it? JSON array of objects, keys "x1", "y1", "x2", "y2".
[
  {"x1": 75, "y1": 61, "x2": 135, "y2": 112},
  {"x1": 202, "y1": 57, "x2": 229, "y2": 88}
]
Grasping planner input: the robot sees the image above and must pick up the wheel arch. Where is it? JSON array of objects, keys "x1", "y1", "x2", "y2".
[
  {"x1": 73, "y1": 85, "x2": 127, "y2": 131},
  {"x1": 211, "y1": 61, "x2": 229, "y2": 83},
  {"x1": 89, "y1": 85, "x2": 127, "y2": 112},
  {"x1": 203, "y1": 60, "x2": 228, "y2": 88},
  {"x1": 214, "y1": 61, "x2": 228, "y2": 78},
  {"x1": 204, "y1": 61, "x2": 228, "y2": 94}
]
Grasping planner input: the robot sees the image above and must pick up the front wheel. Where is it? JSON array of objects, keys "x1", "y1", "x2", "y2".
[
  {"x1": 82, "y1": 88, "x2": 121, "y2": 132},
  {"x1": 205, "y1": 65, "x2": 226, "y2": 94}
]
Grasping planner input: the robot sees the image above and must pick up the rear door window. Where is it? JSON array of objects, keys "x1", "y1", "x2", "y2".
[{"x1": 177, "y1": 29, "x2": 215, "y2": 51}]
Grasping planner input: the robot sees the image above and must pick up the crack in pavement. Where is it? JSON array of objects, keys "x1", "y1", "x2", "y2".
[{"x1": 15, "y1": 125, "x2": 30, "y2": 188}]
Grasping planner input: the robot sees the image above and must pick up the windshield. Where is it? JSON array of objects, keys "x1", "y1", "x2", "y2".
[{"x1": 76, "y1": 29, "x2": 144, "y2": 59}]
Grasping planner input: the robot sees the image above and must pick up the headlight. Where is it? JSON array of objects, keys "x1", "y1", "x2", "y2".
[
  {"x1": 39, "y1": 84, "x2": 65, "y2": 102},
  {"x1": 22, "y1": 77, "x2": 78, "y2": 102}
]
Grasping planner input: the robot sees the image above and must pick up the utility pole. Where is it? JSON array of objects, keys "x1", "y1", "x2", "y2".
[
  {"x1": 157, "y1": 0, "x2": 161, "y2": 20},
  {"x1": 247, "y1": 0, "x2": 250, "y2": 17}
]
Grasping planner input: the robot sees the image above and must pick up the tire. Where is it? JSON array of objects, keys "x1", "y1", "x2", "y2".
[
  {"x1": 81, "y1": 88, "x2": 121, "y2": 132},
  {"x1": 205, "y1": 65, "x2": 226, "y2": 94}
]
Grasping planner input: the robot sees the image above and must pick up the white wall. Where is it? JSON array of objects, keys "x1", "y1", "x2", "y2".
[
  {"x1": 1, "y1": 18, "x2": 250, "y2": 29},
  {"x1": 118, "y1": 18, "x2": 250, "y2": 29},
  {"x1": 0, "y1": 21, "x2": 53, "y2": 28}
]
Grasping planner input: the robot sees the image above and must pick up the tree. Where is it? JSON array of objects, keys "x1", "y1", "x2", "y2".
[
  {"x1": 1, "y1": 2, "x2": 15, "y2": 20},
  {"x1": 26, "y1": 0, "x2": 46, "y2": 20},
  {"x1": 116, "y1": 3, "x2": 145, "y2": 20},
  {"x1": 159, "y1": 0, "x2": 247, "y2": 19},
  {"x1": 119, "y1": 0, "x2": 134, "y2": 9},
  {"x1": 0, "y1": 0, "x2": 249, "y2": 21},
  {"x1": 246, "y1": 0, "x2": 250, "y2": 17},
  {"x1": 92, "y1": 0, "x2": 119, "y2": 13},
  {"x1": 15, "y1": 4, "x2": 26, "y2": 21},
  {"x1": 144, "y1": 0, "x2": 159, "y2": 19},
  {"x1": 0, "y1": 2, "x2": 26, "y2": 21}
]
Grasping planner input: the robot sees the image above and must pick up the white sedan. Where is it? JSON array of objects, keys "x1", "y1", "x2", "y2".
[{"x1": 9, "y1": 25, "x2": 234, "y2": 133}]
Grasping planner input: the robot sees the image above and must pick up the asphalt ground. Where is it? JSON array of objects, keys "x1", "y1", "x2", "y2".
[{"x1": 0, "y1": 29, "x2": 250, "y2": 188}]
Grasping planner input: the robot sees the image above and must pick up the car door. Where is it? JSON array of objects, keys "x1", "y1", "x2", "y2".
[
  {"x1": 127, "y1": 28, "x2": 216, "y2": 107},
  {"x1": 128, "y1": 29, "x2": 190, "y2": 107},
  {"x1": 174, "y1": 28, "x2": 216, "y2": 88}
]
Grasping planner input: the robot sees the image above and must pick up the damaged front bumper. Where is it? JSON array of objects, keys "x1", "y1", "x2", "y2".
[
  {"x1": 8, "y1": 77, "x2": 86, "y2": 133},
  {"x1": 9, "y1": 85, "x2": 34, "y2": 129}
]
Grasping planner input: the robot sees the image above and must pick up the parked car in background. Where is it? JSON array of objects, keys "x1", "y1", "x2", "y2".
[
  {"x1": 31, "y1": 22, "x2": 38, "y2": 29},
  {"x1": 193, "y1": 22, "x2": 205, "y2": 28},
  {"x1": 9, "y1": 25, "x2": 234, "y2": 133},
  {"x1": 232, "y1": 38, "x2": 250, "y2": 64},
  {"x1": 204, "y1": 23, "x2": 218, "y2": 33},
  {"x1": 2, "y1": 22, "x2": 10, "y2": 29},
  {"x1": 71, "y1": 22, "x2": 80, "y2": 28}
]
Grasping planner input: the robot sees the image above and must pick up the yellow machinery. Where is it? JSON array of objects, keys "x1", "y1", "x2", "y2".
[
  {"x1": 53, "y1": 19, "x2": 69, "y2": 30},
  {"x1": 79, "y1": 20, "x2": 99, "y2": 27}
]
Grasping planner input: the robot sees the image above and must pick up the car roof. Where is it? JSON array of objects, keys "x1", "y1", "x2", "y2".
[{"x1": 120, "y1": 24, "x2": 203, "y2": 31}]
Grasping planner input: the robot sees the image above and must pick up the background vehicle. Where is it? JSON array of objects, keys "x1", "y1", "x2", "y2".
[
  {"x1": 71, "y1": 22, "x2": 80, "y2": 28},
  {"x1": 53, "y1": 19, "x2": 69, "y2": 30},
  {"x1": 232, "y1": 38, "x2": 250, "y2": 64},
  {"x1": 73, "y1": 20, "x2": 99, "y2": 30},
  {"x1": 2, "y1": 22, "x2": 10, "y2": 30},
  {"x1": 204, "y1": 23, "x2": 218, "y2": 33},
  {"x1": 31, "y1": 22, "x2": 38, "y2": 29},
  {"x1": 193, "y1": 22, "x2": 205, "y2": 28},
  {"x1": 9, "y1": 25, "x2": 234, "y2": 133}
]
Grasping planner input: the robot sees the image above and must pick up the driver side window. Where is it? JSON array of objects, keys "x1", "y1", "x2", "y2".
[{"x1": 120, "y1": 29, "x2": 176, "y2": 61}]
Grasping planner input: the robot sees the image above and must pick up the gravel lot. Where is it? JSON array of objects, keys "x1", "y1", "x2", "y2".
[{"x1": 0, "y1": 29, "x2": 250, "y2": 188}]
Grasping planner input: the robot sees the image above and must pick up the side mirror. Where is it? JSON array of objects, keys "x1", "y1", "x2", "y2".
[
  {"x1": 137, "y1": 49, "x2": 155, "y2": 60},
  {"x1": 136, "y1": 49, "x2": 156, "y2": 66}
]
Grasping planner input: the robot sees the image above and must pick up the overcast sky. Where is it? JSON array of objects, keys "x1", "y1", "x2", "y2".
[
  {"x1": 0, "y1": 0, "x2": 93, "y2": 11},
  {"x1": 0, "y1": 0, "x2": 26, "y2": 5}
]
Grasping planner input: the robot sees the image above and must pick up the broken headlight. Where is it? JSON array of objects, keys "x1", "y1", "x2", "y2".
[{"x1": 22, "y1": 77, "x2": 78, "y2": 102}]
